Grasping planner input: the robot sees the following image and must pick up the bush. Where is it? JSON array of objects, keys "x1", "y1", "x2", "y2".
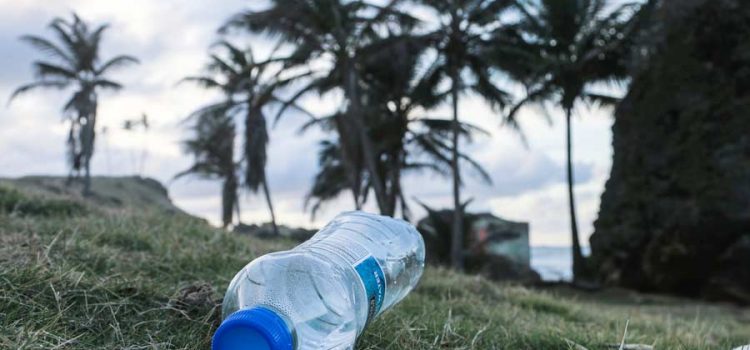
[{"x1": 0, "y1": 186, "x2": 86, "y2": 217}]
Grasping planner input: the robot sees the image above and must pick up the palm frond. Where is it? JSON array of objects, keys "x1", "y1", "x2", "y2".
[
  {"x1": 460, "y1": 153, "x2": 493, "y2": 185},
  {"x1": 470, "y1": 69, "x2": 511, "y2": 112},
  {"x1": 182, "y1": 101, "x2": 236, "y2": 124},
  {"x1": 582, "y1": 92, "x2": 620, "y2": 108},
  {"x1": 32, "y1": 61, "x2": 77, "y2": 80},
  {"x1": 214, "y1": 40, "x2": 250, "y2": 68},
  {"x1": 47, "y1": 18, "x2": 78, "y2": 66},
  {"x1": 357, "y1": 0, "x2": 420, "y2": 37},
  {"x1": 19, "y1": 35, "x2": 75, "y2": 67},
  {"x1": 506, "y1": 81, "x2": 555, "y2": 124},
  {"x1": 8, "y1": 80, "x2": 69, "y2": 104},
  {"x1": 85, "y1": 23, "x2": 110, "y2": 66},
  {"x1": 174, "y1": 162, "x2": 221, "y2": 180},
  {"x1": 221, "y1": 6, "x2": 326, "y2": 49},
  {"x1": 298, "y1": 113, "x2": 337, "y2": 134},
  {"x1": 208, "y1": 54, "x2": 240, "y2": 78},
  {"x1": 468, "y1": 0, "x2": 514, "y2": 26},
  {"x1": 179, "y1": 76, "x2": 225, "y2": 90},
  {"x1": 271, "y1": 77, "x2": 327, "y2": 125},
  {"x1": 93, "y1": 79, "x2": 124, "y2": 90},
  {"x1": 96, "y1": 55, "x2": 139, "y2": 75},
  {"x1": 305, "y1": 139, "x2": 351, "y2": 219}
]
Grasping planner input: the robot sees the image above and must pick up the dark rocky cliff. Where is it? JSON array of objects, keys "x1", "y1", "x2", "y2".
[{"x1": 589, "y1": 0, "x2": 750, "y2": 302}]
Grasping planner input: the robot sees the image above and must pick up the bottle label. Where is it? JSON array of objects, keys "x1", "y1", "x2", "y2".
[{"x1": 354, "y1": 255, "x2": 385, "y2": 324}]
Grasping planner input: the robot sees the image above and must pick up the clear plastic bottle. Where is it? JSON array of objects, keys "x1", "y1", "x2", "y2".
[{"x1": 212, "y1": 211, "x2": 426, "y2": 350}]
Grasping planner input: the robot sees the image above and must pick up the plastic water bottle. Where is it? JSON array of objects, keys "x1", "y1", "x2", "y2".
[{"x1": 212, "y1": 211, "x2": 426, "y2": 350}]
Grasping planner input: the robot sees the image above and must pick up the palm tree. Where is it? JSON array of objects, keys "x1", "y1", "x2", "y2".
[
  {"x1": 222, "y1": 0, "x2": 418, "y2": 216},
  {"x1": 9, "y1": 13, "x2": 139, "y2": 195},
  {"x1": 490, "y1": 0, "x2": 648, "y2": 280},
  {"x1": 412, "y1": 0, "x2": 515, "y2": 270},
  {"x1": 176, "y1": 109, "x2": 239, "y2": 228},
  {"x1": 304, "y1": 118, "x2": 492, "y2": 221},
  {"x1": 181, "y1": 41, "x2": 312, "y2": 234},
  {"x1": 363, "y1": 34, "x2": 494, "y2": 219},
  {"x1": 301, "y1": 32, "x2": 492, "y2": 220}
]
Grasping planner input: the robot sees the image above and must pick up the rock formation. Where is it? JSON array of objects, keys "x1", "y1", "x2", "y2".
[{"x1": 589, "y1": 0, "x2": 750, "y2": 302}]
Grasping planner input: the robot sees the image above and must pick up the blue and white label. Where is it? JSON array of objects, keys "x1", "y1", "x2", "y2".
[{"x1": 354, "y1": 256, "x2": 385, "y2": 324}]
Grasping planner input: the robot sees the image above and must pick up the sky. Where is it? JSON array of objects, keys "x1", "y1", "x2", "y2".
[{"x1": 0, "y1": 0, "x2": 618, "y2": 246}]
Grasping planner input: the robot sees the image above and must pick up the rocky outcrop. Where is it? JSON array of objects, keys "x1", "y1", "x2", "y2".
[
  {"x1": 589, "y1": 0, "x2": 750, "y2": 302},
  {"x1": 5, "y1": 176, "x2": 189, "y2": 216}
]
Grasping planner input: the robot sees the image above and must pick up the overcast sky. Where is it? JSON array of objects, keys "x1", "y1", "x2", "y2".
[{"x1": 0, "y1": 0, "x2": 618, "y2": 246}]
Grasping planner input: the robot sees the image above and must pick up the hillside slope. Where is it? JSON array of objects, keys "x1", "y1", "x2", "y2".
[{"x1": 0, "y1": 177, "x2": 748, "y2": 349}]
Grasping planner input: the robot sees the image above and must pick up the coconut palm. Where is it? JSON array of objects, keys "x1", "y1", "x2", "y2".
[
  {"x1": 490, "y1": 0, "x2": 649, "y2": 280},
  {"x1": 222, "y1": 0, "x2": 419, "y2": 216},
  {"x1": 305, "y1": 118, "x2": 492, "y2": 221},
  {"x1": 411, "y1": 0, "x2": 515, "y2": 270},
  {"x1": 176, "y1": 109, "x2": 239, "y2": 228},
  {"x1": 362, "y1": 33, "x2": 494, "y2": 219},
  {"x1": 9, "y1": 13, "x2": 139, "y2": 195},
  {"x1": 181, "y1": 41, "x2": 312, "y2": 233},
  {"x1": 301, "y1": 32, "x2": 491, "y2": 219}
]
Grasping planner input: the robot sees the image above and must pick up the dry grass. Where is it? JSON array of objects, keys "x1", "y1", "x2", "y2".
[{"x1": 0, "y1": 179, "x2": 748, "y2": 349}]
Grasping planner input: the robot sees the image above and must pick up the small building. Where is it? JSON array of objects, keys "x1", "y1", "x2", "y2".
[{"x1": 469, "y1": 213, "x2": 530, "y2": 269}]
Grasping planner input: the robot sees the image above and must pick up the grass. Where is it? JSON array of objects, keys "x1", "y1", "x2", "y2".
[{"x1": 0, "y1": 178, "x2": 748, "y2": 349}]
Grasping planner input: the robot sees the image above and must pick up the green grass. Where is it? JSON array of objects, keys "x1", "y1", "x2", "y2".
[
  {"x1": 0, "y1": 179, "x2": 748, "y2": 349},
  {"x1": 0, "y1": 185, "x2": 86, "y2": 217}
]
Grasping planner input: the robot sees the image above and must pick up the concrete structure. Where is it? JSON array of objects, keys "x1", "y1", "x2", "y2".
[{"x1": 470, "y1": 213, "x2": 530, "y2": 269}]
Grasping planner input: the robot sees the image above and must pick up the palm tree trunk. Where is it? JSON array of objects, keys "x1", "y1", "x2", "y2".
[
  {"x1": 82, "y1": 106, "x2": 97, "y2": 196},
  {"x1": 333, "y1": 109, "x2": 362, "y2": 210},
  {"x1": 343, "y1": 61, "x2": 391, "y2": 215},
  {"x1": 352, "y1": 191, "x2": 362, "y2": 210},
  {"x1": 566, "y1": 107, "x2": 585, "y2": 280},
  {"x1": 450, "y1": 73, "x2": 464, "y2": 271},
  {"x1": 221, "y1": 176, "x2": 236, "y2": 229},
  {"x1": 66, "y1": 123, "x2": 78, "y2": 186},
  {"x1": 385, "y1": 151, "x2": 401, "y2": 218},
  {"x1": 83, "y1": 157, "x2": 91, "y2": 195},
  {"x1": 234, "y1": 192, "x2": 242, "y2": 226},
  {"x1": 262, "y1": 170, "x2": 279, "y2": 236}
]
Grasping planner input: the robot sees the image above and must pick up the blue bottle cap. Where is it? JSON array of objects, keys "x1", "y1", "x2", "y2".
[{"x1": 212, "y1": 307, "x2": 293, "y2": 350}]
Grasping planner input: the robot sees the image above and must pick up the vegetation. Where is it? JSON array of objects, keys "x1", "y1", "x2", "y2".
[
  {"x1": 0, "y1": 179, "x2": 747, "y2": 349},
  {"x1": 5, "y1": 5, "x2": 748, "y2": 349},
  {"x1": 5, "y1": 3, "x2": 650, "y2": 282},
  {"x1": 217, "y1": 0, "x2": 519, "y2": 271},
  {"x1": 489, "y1": 0, "x2": 650, "y2": 280},
  {"x1": 0, "y1": 185, "x2": 86, "y2": 217},
  {"x1": 178, "y1": 41, "x2": 311, "y2": 230},
  {"x1": 222, "y1": 0, "x2": 419, "y2": 216},
  {"x1": 9, "y1": 13, "x2": 139, "y2": 195},
  {"x1": 0, "y1": 0, "x2": 699, "y2": 300},
  {"x1": 177, "y1": 108, "x2": 239, "y2": 228},
  {"x1": 303, "y1": 37, "x2": 493, "y2": 220},
  {"x1": 413, "y1": 0, "x2": 516, "y2": 271},
  {"x1": 209, "y1": 0, "x2": 648, "y2": 278}
]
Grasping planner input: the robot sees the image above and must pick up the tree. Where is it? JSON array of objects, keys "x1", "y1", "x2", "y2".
[
  {"x1": 223, "y1": 0, "x2": 418, "y2": 216},
  {"x1": 490, "y1": 0, "x2": 649, "y2": 280},
  {"x1": 176, "y1": 108, "x2": 239, "y2": 228},
  {"x1": 301, "y1": 32, "x2": 492, "y2": 220},
  {"x1": 304, "y1": 119, "x2": 492, "y2": 221},
  {"x1": 9, "y1": 13, "x2": 139, "y2": 195},
  {"x1": 411, "y1": 0, "x2": 515, "y2": 271},
  {"x1": 181, "y1": 41, "x2": 312, "y2": 233}
]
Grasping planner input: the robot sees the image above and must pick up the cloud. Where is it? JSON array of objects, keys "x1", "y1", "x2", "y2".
[{"x1": 488, "y1": 173, "x2": 608, "y2": 246}]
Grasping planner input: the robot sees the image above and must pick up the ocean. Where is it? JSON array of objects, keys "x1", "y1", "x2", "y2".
[{"x1": 530, "y1": 246, "x2": 591, "y2": 281}]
